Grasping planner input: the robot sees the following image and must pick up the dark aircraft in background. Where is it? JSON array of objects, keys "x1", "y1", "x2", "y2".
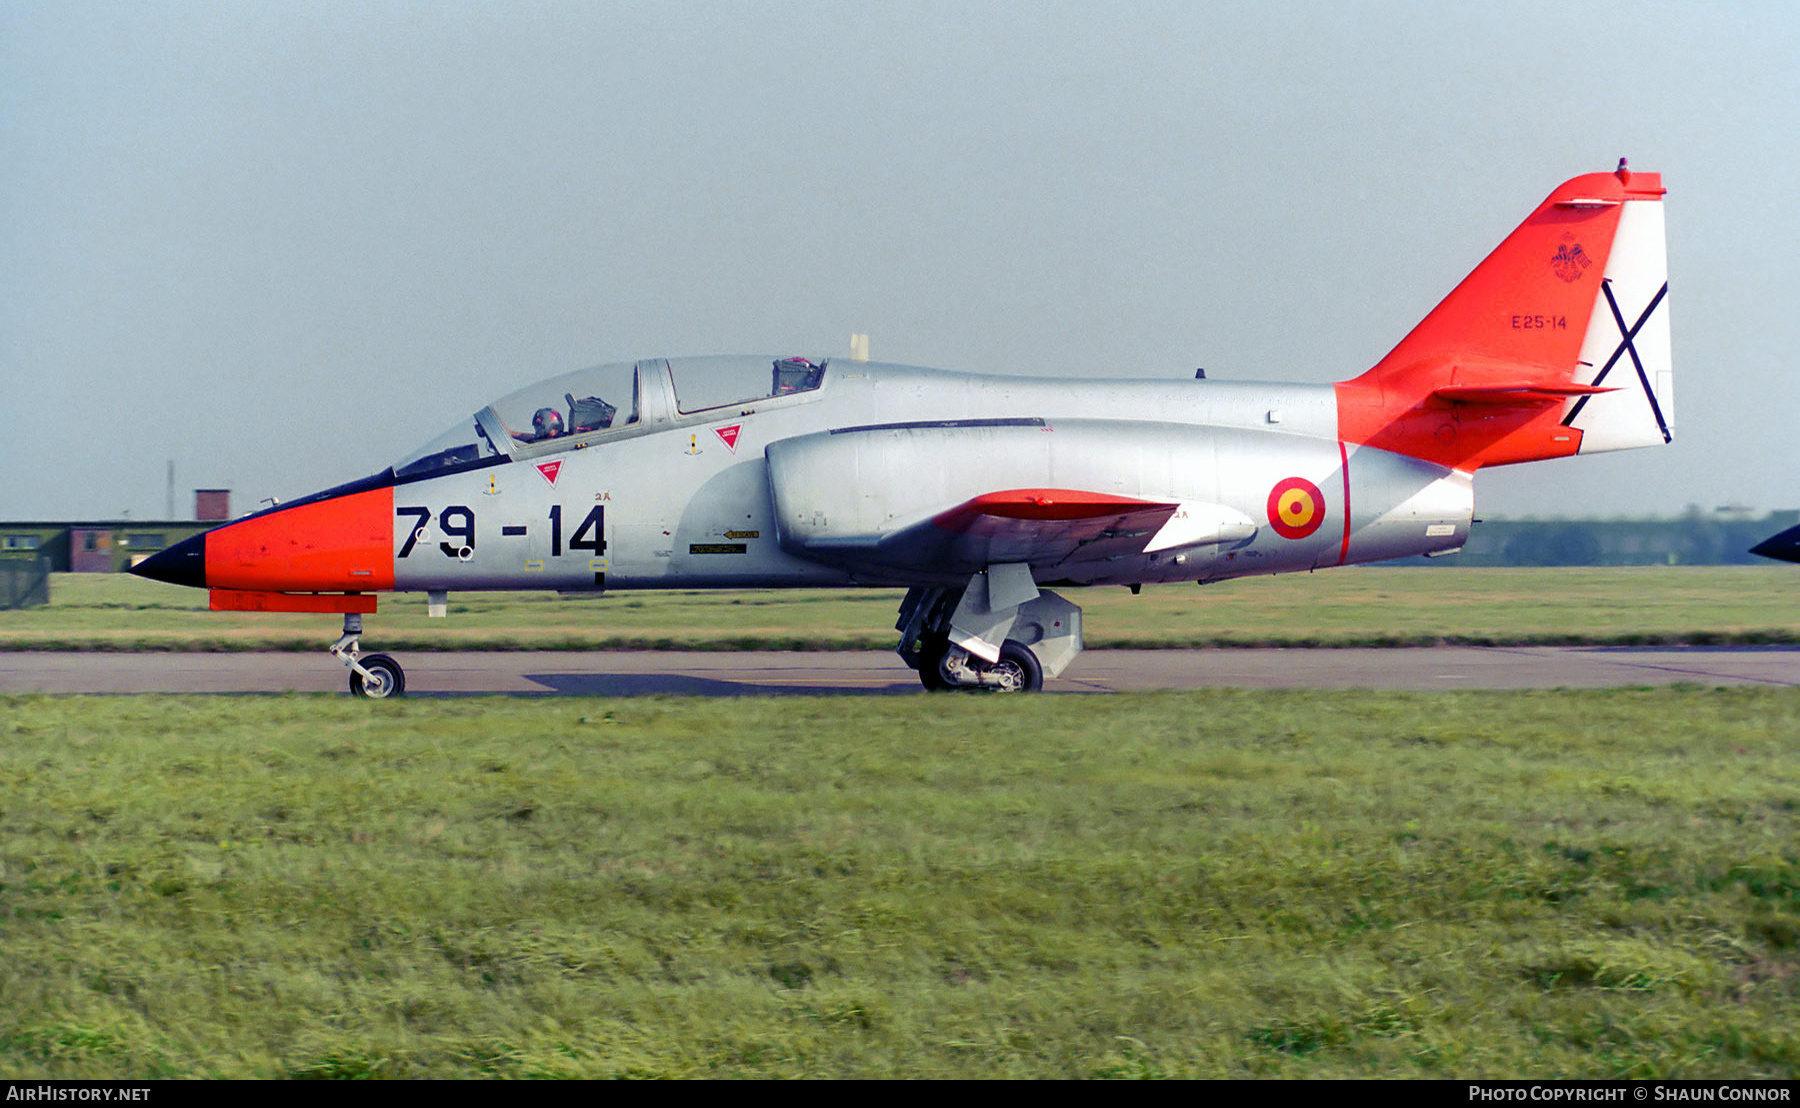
[{"x1": 1751, "y1": 526, "x2": 1800, "y2": 564}]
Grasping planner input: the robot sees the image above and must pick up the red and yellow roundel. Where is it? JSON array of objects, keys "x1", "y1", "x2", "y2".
[{"x1": 1267, "y1": 477, "x2": 1326, "y2": 540}]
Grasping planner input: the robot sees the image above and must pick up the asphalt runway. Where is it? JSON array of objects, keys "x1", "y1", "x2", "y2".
[{"x1": 4, "y1": 647, "x2": 1798, "y2": 696}]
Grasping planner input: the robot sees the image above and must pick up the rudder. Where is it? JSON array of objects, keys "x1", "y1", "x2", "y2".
[{"x1": 1562, "y1": 191, "x2": 1672, "y2": 452}]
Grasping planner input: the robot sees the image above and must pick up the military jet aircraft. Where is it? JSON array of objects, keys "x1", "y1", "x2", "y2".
[{"x1": 132, "y1": 163, "x2": 1673, "y2": 696}]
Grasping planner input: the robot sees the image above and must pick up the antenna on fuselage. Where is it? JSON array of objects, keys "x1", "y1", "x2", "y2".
[{"x1": 850, "y1": 333, "x2": 869, "y2": 362}]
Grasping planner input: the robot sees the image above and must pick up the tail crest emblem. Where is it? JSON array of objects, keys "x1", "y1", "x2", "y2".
[{"x1": 1552, "y1": 235, "x2": 1593, "y2": 282}]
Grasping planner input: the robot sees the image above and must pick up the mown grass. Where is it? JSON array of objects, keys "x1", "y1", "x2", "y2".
[
  {"x1": 6, "y1": 566, "x2": 1800, "y2": 652},
  {"x1": 2, "y1": 689, "x2": 1796, "y2": 1078}
]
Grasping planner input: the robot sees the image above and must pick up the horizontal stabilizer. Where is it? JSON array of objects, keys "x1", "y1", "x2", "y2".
[{"x1": 1431, "y1": 384, "x2": 1618, "y2": 406}]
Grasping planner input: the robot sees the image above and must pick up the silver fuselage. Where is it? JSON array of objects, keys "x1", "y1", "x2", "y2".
[{"x1": 386, "y1": 357, "x2": 1471, "y2": 593}]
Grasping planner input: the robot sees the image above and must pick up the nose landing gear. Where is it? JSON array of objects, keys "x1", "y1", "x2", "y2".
[{"x1": 331, "y1": 613, "x2": 407, "y2": 698}]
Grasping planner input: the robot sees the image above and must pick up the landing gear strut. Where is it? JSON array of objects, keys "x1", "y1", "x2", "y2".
[
  {"x1": 331, "y1": 613, "x2": 406, "y2": 698},
  {"x1": 896, "y1": 568, "x2": 1081, "y2": 693}
]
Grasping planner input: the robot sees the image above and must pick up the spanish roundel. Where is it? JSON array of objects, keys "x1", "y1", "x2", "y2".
[{"x1": 1267, "y1": 477, "x2": 1325, "y2": 540}]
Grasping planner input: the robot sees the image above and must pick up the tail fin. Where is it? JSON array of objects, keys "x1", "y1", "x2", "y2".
[{"x1": 1336, "y1": 163, "x2": 1671, "y2": 469}]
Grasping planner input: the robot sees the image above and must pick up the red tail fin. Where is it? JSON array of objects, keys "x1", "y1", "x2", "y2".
[{"x1": 1336, "y1": 166, "x2": 1669, "y2": 470}]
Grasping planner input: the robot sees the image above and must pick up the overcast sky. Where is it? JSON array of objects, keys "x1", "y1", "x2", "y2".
[{"x1": 3, "y1": 1, "x2": 1795, "y2": 521}]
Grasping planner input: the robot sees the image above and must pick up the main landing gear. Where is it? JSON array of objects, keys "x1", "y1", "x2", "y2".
[
  {"x1": 913, "y1": 634, "x2": 1045, "y2": 693},
  {"x1": 331, "y1": 613, "x2": 406, "y2": 698},
  {"x1": 895, "y1": 566, "x2": 1083, "y2": 694}
]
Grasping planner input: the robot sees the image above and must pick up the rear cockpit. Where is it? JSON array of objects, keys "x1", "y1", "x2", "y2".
[{"x1": 393, "y1": 355, "x2": 829, "y2": 480}]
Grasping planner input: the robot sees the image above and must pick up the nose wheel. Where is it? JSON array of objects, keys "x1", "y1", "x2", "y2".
[
  {"x1": 348, "y1": 653, "x2": 405, "y2": 698},
  {"x1": 331, "y1": 613, "x2": 407, "y2": 698}
]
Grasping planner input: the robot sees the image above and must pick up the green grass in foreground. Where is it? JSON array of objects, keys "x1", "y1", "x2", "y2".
[
  {"x1": 6, "y1": 566, "x2": 1800, "y2": 651},
  {"x1": 2, "y1": 689, "x2": 1797, "y2": 1078}
]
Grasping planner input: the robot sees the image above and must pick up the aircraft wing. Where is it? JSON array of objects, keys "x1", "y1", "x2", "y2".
[
  {"x1": 912, "y1": 489, "x2": 1181, "y2": 568},
  {"x1": 792, "y1": 487, "x2": 1255, "y2": 579}
]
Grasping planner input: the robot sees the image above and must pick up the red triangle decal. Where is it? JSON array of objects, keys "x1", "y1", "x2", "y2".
[
  {"x1": 714, "y1": 424, "x2": 742, "y2": 452},
  {"x1": 535, "y1": 460, "x2": 562, "y2": 486}
]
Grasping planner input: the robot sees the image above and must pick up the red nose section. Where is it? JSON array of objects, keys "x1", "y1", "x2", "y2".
[{"x1": 203, "y1": 485, "x2": 396, "y2": 592}]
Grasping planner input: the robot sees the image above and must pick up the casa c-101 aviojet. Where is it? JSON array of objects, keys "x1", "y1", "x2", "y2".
[{"x1": 132, "y1": 163, "x2": 1674, "y2": 696}]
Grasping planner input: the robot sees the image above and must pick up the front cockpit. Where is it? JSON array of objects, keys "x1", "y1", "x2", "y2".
[{"x1": 392, "y1": 355, "x2": 829, "y2": 480}]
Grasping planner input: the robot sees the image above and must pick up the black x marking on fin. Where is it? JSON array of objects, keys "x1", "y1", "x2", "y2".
[{"x1": 1562, "y1": 278, "x2": 1671, "y2": 443}]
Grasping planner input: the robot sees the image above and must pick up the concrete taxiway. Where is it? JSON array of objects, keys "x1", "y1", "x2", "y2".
[{"x1": 3, "y1": 647, "x2": 1797, "y2": 696}]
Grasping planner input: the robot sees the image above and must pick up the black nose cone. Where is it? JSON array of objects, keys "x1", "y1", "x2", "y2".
[
  {"x1": 129, "y1": 532, "x2": 207, "y2": 589},
  {"x1": 1751, "y1": 524, "x2": 1800, "y2": 565}
]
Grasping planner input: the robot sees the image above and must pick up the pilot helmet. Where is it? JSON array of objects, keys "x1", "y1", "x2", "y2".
[{"x1": 532, "y1": 408, "x2": 564, "y2": 436}]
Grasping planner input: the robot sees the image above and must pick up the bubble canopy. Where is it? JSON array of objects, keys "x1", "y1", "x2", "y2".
[{"x1": 392, "y1": 355, "x2": 827, "y2": 480}]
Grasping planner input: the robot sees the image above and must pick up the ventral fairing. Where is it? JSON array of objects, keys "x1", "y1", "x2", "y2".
[{"x1": 134, "y1": 163, "x2": 1673, "y2": 696}]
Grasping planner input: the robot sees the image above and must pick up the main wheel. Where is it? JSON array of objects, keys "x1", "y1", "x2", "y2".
[
  {"x1": 916, "y1": 634, "x2": 953, "y2": 692},
  {"x1": 991, "y1": 641, "x2": 1044, "y2": 693},
  {"x1": 349, "y1": 653, "x2": 406, "y2": 698}
]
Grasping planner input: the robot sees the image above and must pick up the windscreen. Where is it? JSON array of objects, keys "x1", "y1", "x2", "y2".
[{"x1": 393, "y1": 361, "x2": 640, "y2": 479}]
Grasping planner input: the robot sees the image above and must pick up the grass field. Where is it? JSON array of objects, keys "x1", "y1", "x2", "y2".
[
  {"x1": 2, "y1": 689, "x2": 1797, "y2": 1078},
  {"x1": 6, "y1": 566, "x2": 1800, "y2": 652}
]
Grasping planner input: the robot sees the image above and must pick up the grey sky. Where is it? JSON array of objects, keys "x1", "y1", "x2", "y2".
[{"x1": 3, "y1": 1, "x2": 1794, "y2": 520}]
